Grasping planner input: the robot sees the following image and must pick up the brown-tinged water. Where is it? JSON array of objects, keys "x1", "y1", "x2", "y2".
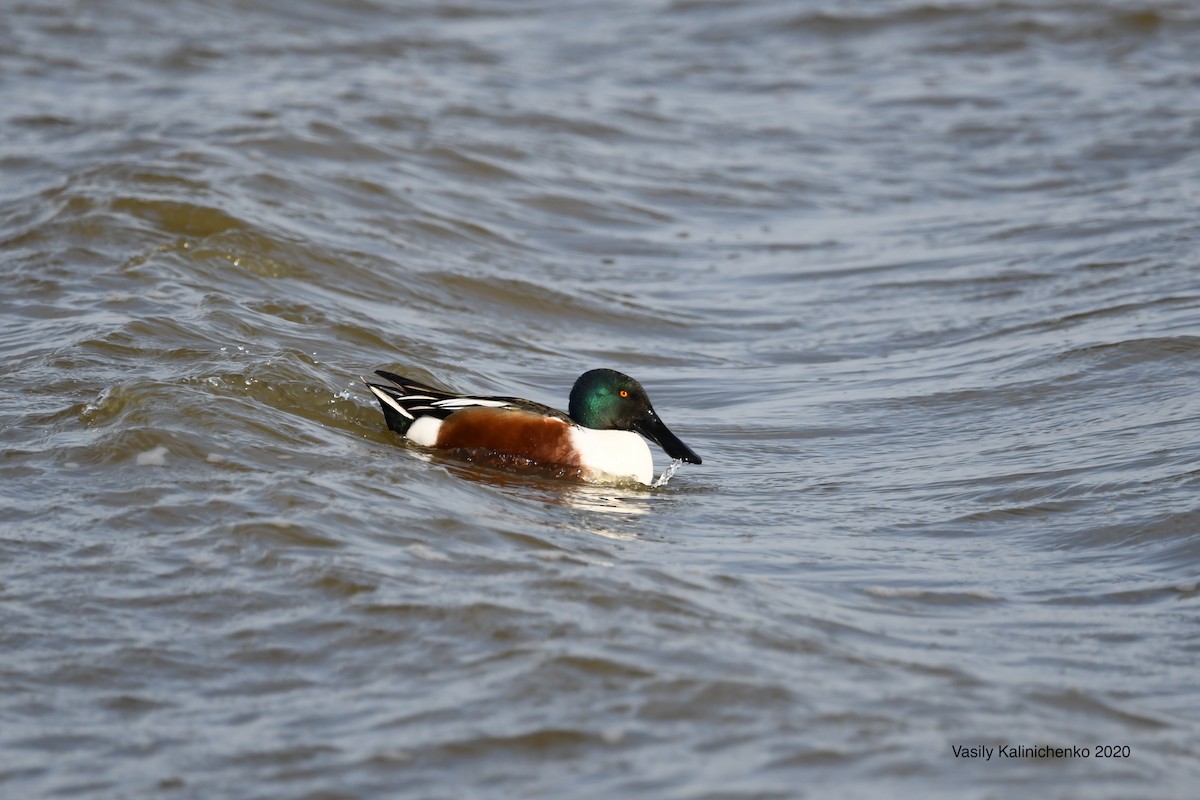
[{"x1": 3, "y1": 1, "x2": 1200, "y2": 797}]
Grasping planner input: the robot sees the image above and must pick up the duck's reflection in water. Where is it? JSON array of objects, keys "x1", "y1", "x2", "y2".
[{"x1": 420, "y1": 452, "x2": 670, "y2": 537}]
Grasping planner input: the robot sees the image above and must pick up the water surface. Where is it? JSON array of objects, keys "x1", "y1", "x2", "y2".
[{"x1": 3, "y1": 1, "x2": 1200, "y2": 797}]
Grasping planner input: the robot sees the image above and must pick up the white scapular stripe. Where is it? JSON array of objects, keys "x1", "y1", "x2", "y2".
[
  {"x1": 431, "y1": 398, "x2": 512, "y2": 409},
  {"x1": 368, "y1": 384, "x2": 413, "y2": 420}
]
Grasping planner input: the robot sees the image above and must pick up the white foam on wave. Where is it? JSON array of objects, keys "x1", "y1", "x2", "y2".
[
  {"x1": 407, "y1": 544, "x2": 452, "y2": 562},
  {"x1": 136, "y1": 445, "x2": 169, "y2": 466}
]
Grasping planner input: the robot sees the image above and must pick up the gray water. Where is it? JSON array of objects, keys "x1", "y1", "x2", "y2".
[{"x1": 3, "y1": 1, "x2": 1200, "y2": 797}]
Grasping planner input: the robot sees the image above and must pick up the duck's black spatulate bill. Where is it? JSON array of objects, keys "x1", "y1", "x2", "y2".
[{"x1": 635, "y1": 409, "x2": 702, "y2": 464}]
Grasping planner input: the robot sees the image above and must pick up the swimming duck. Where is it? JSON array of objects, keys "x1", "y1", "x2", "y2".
[{"x1": 364, "y1": 368, "x2": 701, "y2": 485}]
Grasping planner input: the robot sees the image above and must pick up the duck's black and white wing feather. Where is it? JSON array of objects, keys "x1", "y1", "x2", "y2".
[{"x1": 364, "y1": 370, "x2": 518, "y2": 434}]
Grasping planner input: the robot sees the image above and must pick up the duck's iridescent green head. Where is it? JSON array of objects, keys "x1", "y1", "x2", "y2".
[{"x1": 568, "y1": 369, "x2": 702, "y2": 464}]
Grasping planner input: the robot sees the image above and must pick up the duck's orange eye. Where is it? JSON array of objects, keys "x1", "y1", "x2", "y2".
[{"x1": 619, "y1": 389, "x2": 629, "y2": 398}]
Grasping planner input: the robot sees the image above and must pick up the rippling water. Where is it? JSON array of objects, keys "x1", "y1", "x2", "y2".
[{"x1": 4, "y1": 0, "x2": 1200, "y2": 797}]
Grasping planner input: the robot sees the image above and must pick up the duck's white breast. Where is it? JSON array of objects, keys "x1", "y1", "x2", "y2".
[{"x1": 568, "y1": 427, "x2": 654, "y2": 485}]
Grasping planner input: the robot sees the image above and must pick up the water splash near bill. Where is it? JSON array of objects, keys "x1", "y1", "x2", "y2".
[{"x1": 651, "y1": 458, "x2": 683, "y2": 488}]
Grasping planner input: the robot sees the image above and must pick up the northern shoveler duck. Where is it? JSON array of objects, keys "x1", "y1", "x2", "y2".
[{"x1": 364, "y1": 368, "x2": 701, "y2": 485}]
